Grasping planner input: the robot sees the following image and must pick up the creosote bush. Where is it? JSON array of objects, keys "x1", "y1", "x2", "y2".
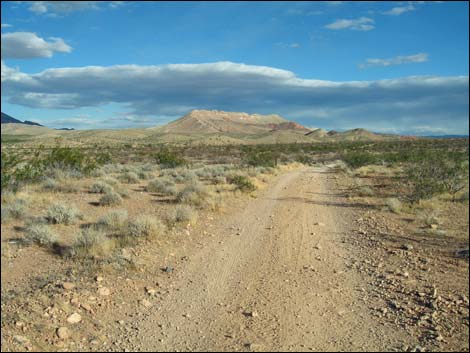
[{"x1": 228, "y1": 175, "x2": 256, "y2": 192}]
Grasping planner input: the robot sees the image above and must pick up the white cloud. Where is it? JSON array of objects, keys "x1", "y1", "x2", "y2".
[
  {"x1": 359, "y1": 53, "x2": 429, "y2": 68},
  {"x1": 325, "y1": 17, "x2": 375, "y2": 31},
  {"x1": 1, "y1": 32, "x2": 72, "y2": 59},
  {"x1": 1, "y1": 61, "x2": 468, "y2": 134},
  {"x1": 1, "y1": 24, "x2": 12, "y2": 28},
  {"x1": 275, "y1": 42, "x2": 301, "y2": 48},
  {"x1": 28, "y1": 1, "x2": 99, "y2": 14},
  {"x1": 383, "y1": 2, "x2": 416, "y2": 15},
  {"x1": 27, "y1": 1, "x2": 124, "y2": 15}
]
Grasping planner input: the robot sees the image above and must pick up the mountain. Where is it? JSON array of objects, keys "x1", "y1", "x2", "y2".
[
  {"x1": 1, "y1": 112, "x2": 43, "y2": 127},
  {"x1": 153, "y1": 110, "x2": 306, "y2": 135},
  {"x1": 1, "y1": 109, "x2": 400, "y2": 146}
]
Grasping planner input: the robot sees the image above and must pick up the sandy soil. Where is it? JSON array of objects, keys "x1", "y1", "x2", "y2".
[{"x1": 2, "y1": 166, "x2": 468, "y2": 352}]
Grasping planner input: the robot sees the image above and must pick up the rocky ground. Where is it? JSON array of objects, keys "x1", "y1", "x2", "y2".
[{"x1": 1, "y1": 165, "x2": 468, "y2": 352}]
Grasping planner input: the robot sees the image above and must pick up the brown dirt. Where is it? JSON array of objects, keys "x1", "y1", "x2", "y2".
[{"x1": 1, "y1": 166, "x2": 468, "y2": 352}]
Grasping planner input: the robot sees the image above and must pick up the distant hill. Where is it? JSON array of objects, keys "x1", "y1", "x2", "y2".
[
  {"x1": 424, "y1": 135, "x2": 469, "y2": 139},
  {"x1": 153, "y1": 110, "x2": 304, "y2": 135},
  {"x1": 1, "y1": 109, "x2": 401, "y2": 146},
  {"x1": 1, "y1": 112, "x2": 43, "y2": 127}
]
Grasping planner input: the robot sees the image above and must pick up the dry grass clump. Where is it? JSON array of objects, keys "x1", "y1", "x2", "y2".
[
  {"x1": 69, "y1": 227, "x2": 114, "y2": 258},
  {"x1": 99, "y1": 191, "x2": 123, "y2": 206},
  {"x1": 97, "y1": 209, "x2": 128, "y2": 232},
  {"x1": 385, "y1": 198, "x2": 402, "y2": 214},
  {"x1": 90, "y1": 181, "x2": 114, "y2": 194},
  {"x1": 126, "y1": 215, "x2": 165, "y2": 239},
  {"x1": 138, "y1": 171, "x2": 152, "y2": 180},
  {"x1": 46, "y1": 202, "x2": 82, "y2": 225},
  {"x1": 1, "y1": 196, "x2": 29, "y2": 222},
  {"x1": 101, "y1": 176, "x2": 119, "y2": 186},
  {"x1": 418, "y1": 209, "x2": 442, "y2": 227},
  {"x1": 357, "y1": 186, "x2": 375, "y2": 197},
  {"x1": 42, "y1": 178, "x2": 80, "y2": 193},
  {"x1": 164, "y1": 205, "x2": 198, "y2": 227},
  {"x1": 146, "y1": 178, "x2": 177, "y2": 196},
  {"x1": 214, "y1": 176, "x2": 227, "y2": 185},
  {"x1": 176, "y1": 181, "x2": 211, "y2": 207},
  {"x1": 119, "y1": 171, "x2": 139, "y2": 184},
  {"x1": 23, "y1": 223, "x2": 58, "y2": 246},
  {"x1": 102, "y1": 164, "x2": 124, "y2": 174}
]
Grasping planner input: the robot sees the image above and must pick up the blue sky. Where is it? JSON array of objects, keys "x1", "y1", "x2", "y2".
[{"x1": 1, "y1": 1, "x2": 469, "y2": 135}]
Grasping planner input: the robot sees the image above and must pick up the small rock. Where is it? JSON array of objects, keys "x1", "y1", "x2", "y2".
[
  {"x1": 62, "y1": 282, "x2": 75, "y2": 290},
  {"x1": 97, "y1": 287, "x2": 111, "y2": 296},
  {"x1": 13, "y1": 335, "x2": 29, "y2": 344},
  {"x1": 402, "y1": 244, "x2": 414, "y2": 251},
  {"x1": 140, "y1": 299, "x2": 153, "y2": 308},
  {"x1": 95, "y1": 276, "x2": 104, "y2": 282},
  {"x1": 163, "y1": 266, "x2": 173, "y2": 273},
  {"x1": 80, "y1": 303, "x2": 93, "y2": 313},
  {"x1": 56, "y1": 327, "x2": 69, "y2": 340},
  {"x1": 66, "y1": 313, "x2": 82, "y2": 324},
  {"x1": 314, "y1": 222, "x2": 325, "y2": 227},
  {"x1": 243, "y1": 310, "x2": 259, "y2": 318},
  {"x1": 145, "y1": 287, "x2": 156, "y2": 296}
]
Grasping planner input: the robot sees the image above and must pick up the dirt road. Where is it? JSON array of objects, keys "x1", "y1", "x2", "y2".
[{"x1": 122, "y1": 167, "x2": 406, "y2": 351}]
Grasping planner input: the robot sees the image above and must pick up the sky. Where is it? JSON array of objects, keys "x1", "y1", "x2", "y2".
[{"x1": 1, "y1": 1, "x2": 469, "y2": 135}]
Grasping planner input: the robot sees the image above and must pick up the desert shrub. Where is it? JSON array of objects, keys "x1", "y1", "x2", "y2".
[
  {"x1": 119, "y1": 172, "x2": 139, "y2": 184},
  {"x1": 90, "y1": 181, "x2": 114, "y2": 194},
  {"x1": 46, "y1": 203, "x2": 81, "y2": 225},
  {"x1": 1, "y1": 197, "x2": 29, "y2": 221},
  {"x1": 404, "y1": 153, "x2": 468, "y2": 203},
  {"x1": 146, "y1": 178, "x2": 177, "y2": 196},
  {"x1": 97, "y1": 209, "x2": 128, "y2": 232},
  {"x1": 127, "y1": 215, "x2": 165, "y2": 238},
  {"x1": 154, "y1": 148, "x2": 186, "y2": 168},
  {"x1": 99, "y1": 191, "x2": 123, "y2": 206},
  {"x1": 176, "y1": 181, "x2": 210, "y2": 206},
  {"x1": 228, "y1": 175, "x2": 256, "y2": 192},
  {"x1": 114, "y1": 185, "x2": 130, "y2": 198},
  {"x1": 418, "y1": 209, "x2": 441, "y2": 227},
  {"x1": 102, "y1": 164, "x2": 124, "y2": 174},
  {"x1": 1, "y1": 147, "x2": 109, "y2": 192},
  {"x1": 141, "y1": 164, "x2": 159, "y2": 172},
  {"x1": 342, "y1": 152, "x2": 378, "y2": 169},
  {"x1": 43, "y1": 179, "x2": 80, "y2": 193},
  {"x1": 214, "y1": 176, "x2": 227, "y2": 185},
  {"x1": 101, "y1": 177, "x2": 119, "y2": 186},
  {"x1": 457, "y1": 191, "x2": 469, "y2": 203},
  {"x1": 42, "y1": 178, "x2": 58, "y2": 191},
  {"x1": 23, "y1": 223, "x2": 57, "y2": 246},
  {"x1": 174, "y1": 205, "x2": 197, "y2": 223},
  {"x1": 70, "y1": 227, "x2": 113, "y2": 258},
  {"x1": 385, "y1": 198, "x2": 402, "y2": 214},
  {"x1": 138, "y1": 171, "x2": 152, "y2": 180},
  {"x1": 357, "y1": 186, "x2": 374, "y2": 197},
  {"x1": 245, "y1": 151, "x2": 278, "y2": 168}
]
